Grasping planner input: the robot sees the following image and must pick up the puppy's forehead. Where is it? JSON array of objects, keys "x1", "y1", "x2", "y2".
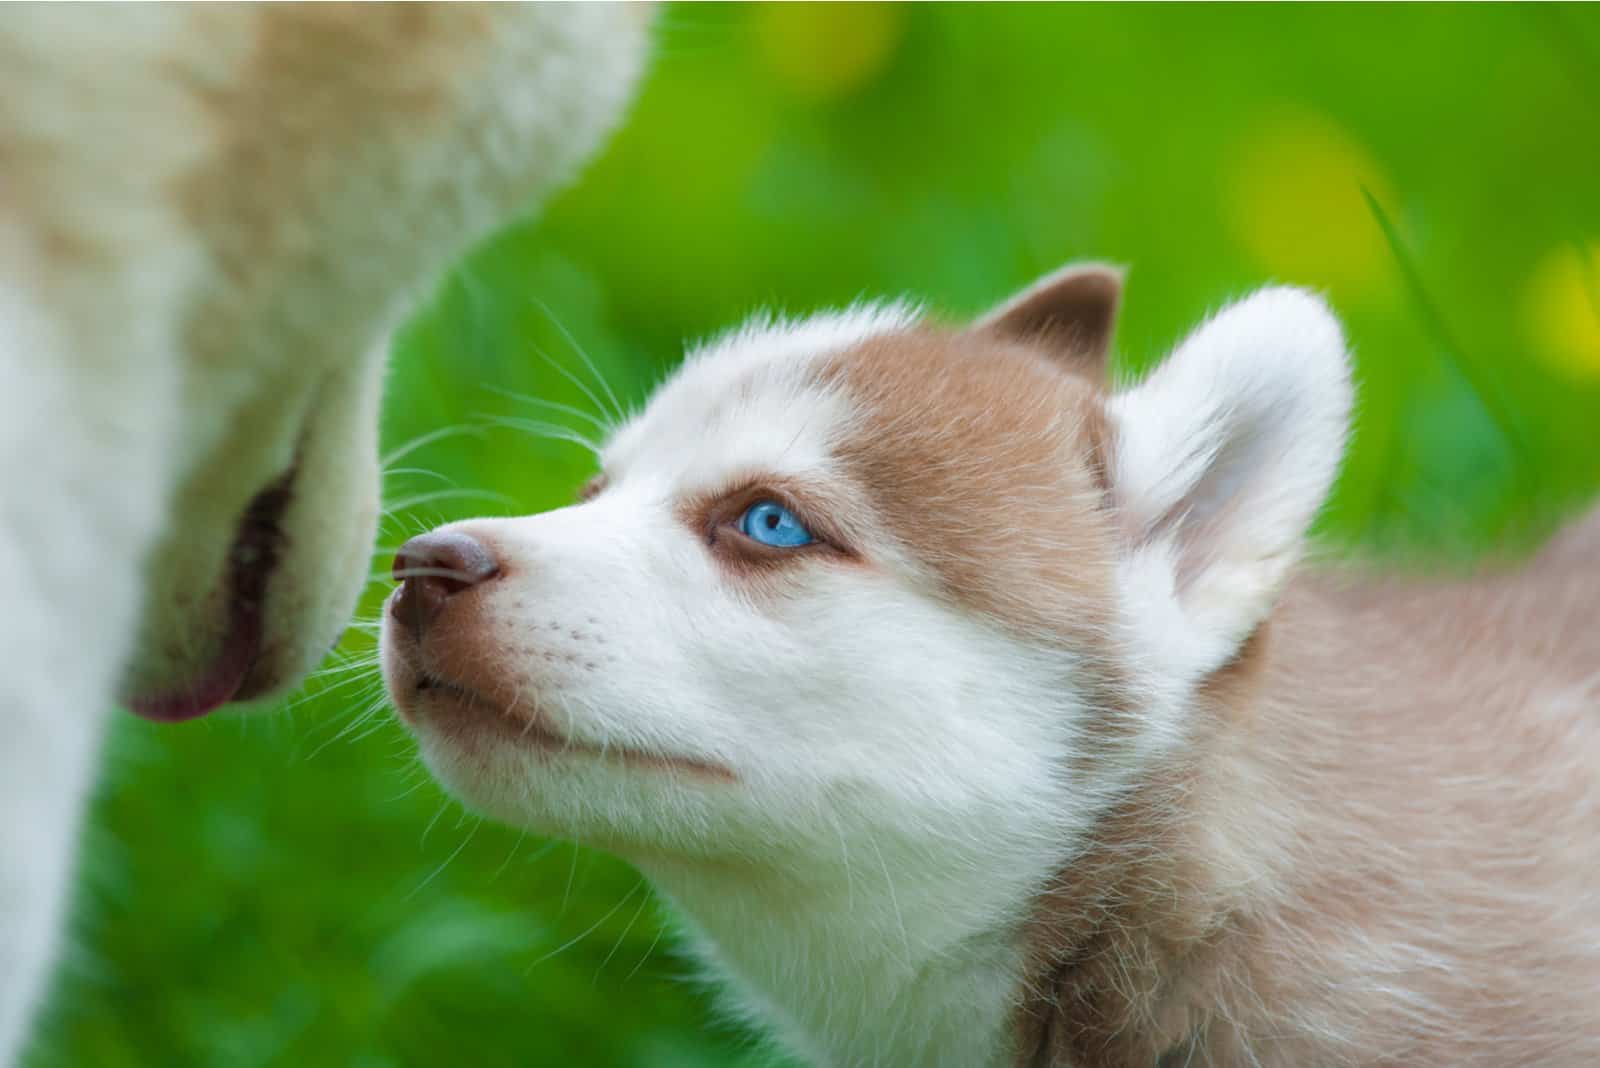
[
  {"x1": 820, "y1": 327, "x2": 1117, "y2": 642},
  {"x1": 609, "y1": 303, "x2": 1116, "y2": 645},
  {"x1": 604, "y1": 305, "x2": 918, "y2": 488}
]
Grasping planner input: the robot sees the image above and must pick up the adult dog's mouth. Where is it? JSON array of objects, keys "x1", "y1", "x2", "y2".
[{"x1": 128, "y1": 472, "x2": 295, "y2": 722}]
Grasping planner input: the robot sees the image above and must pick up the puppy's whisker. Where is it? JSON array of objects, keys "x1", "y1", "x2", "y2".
[
  {"x1": 372, "y1": 540, "x2": 429, "y2": 555},
  {"x1": 406, "y1": 817, "x2": 482, "y2": 901},
  {"x1": 522, "y1": 338, "x2": 617, "y2": 429},
  {"x1": 416, "y1": 800, "x2": 456, "y2": 853},
  {"x1": 341, "y1": 714, "x2": 397, "y2": 749},
  {"x1": 596, "y1": 883, "x2": 655, "y2": 983},
  {"x1": 304, "y1": 693, "x2": 394, "y2": 760},
  {"x1": 386, "y1": 765, "x2": 434, "y2": 803},
  {"x1": 382, "y1": 466, "x2": 457, "y2": 486},
  {"x1": 624, "y1": 920, "x2": 666, "y2": 985},
  {"x1": 383, "y1": 487, "x2": 516, "y2": 516},
  {"x1": 388, "y1": 566, "x2": 491, "y2": 583},
  {"x1": 526, "y1": 295, "x2": 627, "y2": 425},
  {"x1": 287, "y1": 668, "x2": 382, "y2": 711},
  {"x1": 490, "y1": 830, "x2": 530, "y2": 882},
  {"x1": 380, "y1": 423, "x2": 487, "y2": 470},
  {"x1": 525, "y1": 880, "x2": 647, "y2": 973},
  {"x1": 479, "y1": 415, "x2": 603, "y2": 459},
  {"x1": 307, "y1": 654, "x2": 382, "y2": 680},
  {"x1": 482, "y1": 383, "x2": 614, "y2": 434}
]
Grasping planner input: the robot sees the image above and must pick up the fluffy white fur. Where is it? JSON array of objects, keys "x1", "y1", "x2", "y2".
[
  {"x1": 0, "y1": 7, "x2": 649, "y2": 1062},
  {"x1": 605, "y1": 304, "x2": 922, "y2": 490},
  {"x1": 1108, "y1": 288, "x2": 1352, "y2": 742}
]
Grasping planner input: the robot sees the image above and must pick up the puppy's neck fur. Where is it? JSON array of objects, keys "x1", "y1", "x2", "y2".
[
  {"x1": 642, "y1": 817, "x2": 1059, "y2": 1067},
  {"x1": 1018, "y1": 542, "x2": 1600, "y2": 1067}
]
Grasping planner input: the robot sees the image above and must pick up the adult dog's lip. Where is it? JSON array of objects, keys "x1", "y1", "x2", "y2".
[{"x1": 127, "y1": 472, "x2": 295, "y2": 722}]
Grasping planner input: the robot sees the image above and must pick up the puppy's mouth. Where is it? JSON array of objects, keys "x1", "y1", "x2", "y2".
[
  {"x1": 408, "y1": 670, "x2": 735, "y2": 782},
  {"x1": 127, "y1": 473, "x2": 294, "y2": 722},
  {"x1": 413, "y1": 672, "x2": 580, "y2": 752}
]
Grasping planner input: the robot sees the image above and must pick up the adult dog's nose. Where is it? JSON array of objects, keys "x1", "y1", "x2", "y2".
[{"x1": 392, "y1": 530, "x2": 499, "y2": 642}]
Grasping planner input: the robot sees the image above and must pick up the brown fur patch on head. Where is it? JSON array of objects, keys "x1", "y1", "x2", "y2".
[{"x1": 820, "y1": 327, "x2": 1117, "y2": 651}]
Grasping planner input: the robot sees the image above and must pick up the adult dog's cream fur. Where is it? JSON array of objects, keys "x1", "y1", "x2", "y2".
[
  {"x1": 384, "y1": 266, "x2": 1600, "y2": 1067},
  {"x1": 0, "y1": 6, "x2": 649, "y2": 1062}
]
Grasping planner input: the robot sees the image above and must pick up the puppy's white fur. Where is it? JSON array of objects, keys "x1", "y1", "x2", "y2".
[
  {"x1": 0, "y1": 6, "x2": 649, "y2": 1061},
  {"x1": 1110, "y1": 288, "x2": 1352, "y2": 744},
  {"x1": 385, "y1": 267, "x2": 1599, "y2": 1068}
]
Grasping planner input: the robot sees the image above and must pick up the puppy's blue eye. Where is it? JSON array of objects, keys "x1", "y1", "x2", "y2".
[{"x1": 738, "y1": 500, "x2": 814, "y2": 548}]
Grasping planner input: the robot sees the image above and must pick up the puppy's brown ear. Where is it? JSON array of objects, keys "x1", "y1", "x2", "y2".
[{"x1": 972, "y1": 262, "x2": 1124, "y2": 380}]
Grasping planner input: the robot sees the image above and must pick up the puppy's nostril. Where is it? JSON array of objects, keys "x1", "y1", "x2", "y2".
[{"x1": 391, "y1": 530, "x2": 499, "y2": 643}]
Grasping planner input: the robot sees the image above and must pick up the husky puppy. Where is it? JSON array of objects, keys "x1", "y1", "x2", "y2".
[
  {"x1": 382, "y1": 264, "x2": 1600, "y2": 1067},
  {"x1": 0, "y1": 6, "x2": 649, "y2": 1062}
]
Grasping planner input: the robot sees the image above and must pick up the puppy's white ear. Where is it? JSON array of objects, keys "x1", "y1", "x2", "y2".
[
  {"x1": 973, "y1": 262, "x2": 1124, "y2": 379},
  {"x1": 1109, "y1": 288, "x2": 1352, "y2": 685}
]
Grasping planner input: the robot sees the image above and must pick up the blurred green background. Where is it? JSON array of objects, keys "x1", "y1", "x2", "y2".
[{"x1": 26, "y1": 4, "x2": 1600, "y2": 1066}]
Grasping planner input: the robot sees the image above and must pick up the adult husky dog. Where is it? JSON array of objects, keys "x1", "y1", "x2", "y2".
[{"x1": 0, "y1": 5, "x2": 649, "y2": 1061}]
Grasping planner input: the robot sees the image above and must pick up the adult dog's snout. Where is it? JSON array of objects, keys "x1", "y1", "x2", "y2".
[{"x1": 392, "y1": 531, "x2": 499, "y2": 643}]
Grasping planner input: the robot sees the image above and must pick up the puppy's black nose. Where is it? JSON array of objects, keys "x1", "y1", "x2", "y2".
[{"x1": 392, "y1": 530, "x2": 499, "y2": 642}]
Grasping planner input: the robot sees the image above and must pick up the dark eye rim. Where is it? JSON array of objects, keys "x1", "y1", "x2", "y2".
[{"x1": 688, "y1": 481, "x2": 854, "y2": 566}]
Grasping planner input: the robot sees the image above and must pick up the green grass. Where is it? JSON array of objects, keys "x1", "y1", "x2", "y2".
[{"x1": 26, "y1": 5, "x2": 1600, "y2": 1066}]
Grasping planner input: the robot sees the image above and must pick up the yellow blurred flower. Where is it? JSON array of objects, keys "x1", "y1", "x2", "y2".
[
  {"x1": 750, "y1": 2, "x2": 906, "y2": 101},
  {"x1": 1522, "y1": 243, "x2": 1600, "y2": 381},
  {"x1": 1224, "y1": 110, "x2": 1398, "y2": 299}
]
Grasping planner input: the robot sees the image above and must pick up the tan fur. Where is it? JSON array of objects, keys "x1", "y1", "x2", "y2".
[
  {"x1": 823, "y1": 328, "x2": 1116, "y2": 646},
  {"x1": 1015, "y1": 509, "x2": 1600, "y2": 1066}
]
